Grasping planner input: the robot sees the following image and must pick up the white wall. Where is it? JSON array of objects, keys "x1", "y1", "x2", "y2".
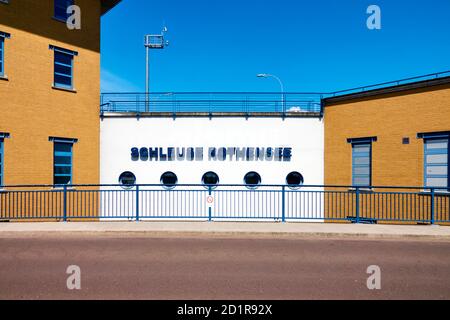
[
  {"x1": 99, "y1": 116, "x2": 324, "y2": 221},
  {"x1": 100, "y1": 116, "x2": 324, "y2": 186}
]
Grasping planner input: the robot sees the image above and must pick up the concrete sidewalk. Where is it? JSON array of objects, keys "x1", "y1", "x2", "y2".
[{"x1": 0, "y1": 221, "x2": 450, "y2": 240}]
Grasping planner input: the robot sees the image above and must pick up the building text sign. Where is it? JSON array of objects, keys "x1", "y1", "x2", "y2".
[{"x1": 131, "y1": 147, "x2": 293, "y2": 162}]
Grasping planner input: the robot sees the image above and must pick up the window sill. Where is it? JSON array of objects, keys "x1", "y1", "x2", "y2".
[
  {"x1": 52, "y1": 86, "x2": 77, "y2": 93},
  {"x1": 0, "y1": 75, "x2": 8, "y2": 81}
]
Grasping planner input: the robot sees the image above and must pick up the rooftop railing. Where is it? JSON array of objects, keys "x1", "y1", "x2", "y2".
[
  {"x1": 100, "y1": 70, "x2": 450, "y2": 115},
  {"x1": 100, "y1": 92, "x2": 324, "y2": 115}
]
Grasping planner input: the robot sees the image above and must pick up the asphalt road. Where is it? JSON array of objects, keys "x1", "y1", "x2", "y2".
[{"x1": 0, "y1": 235, "x2": 449, "y2": 300}]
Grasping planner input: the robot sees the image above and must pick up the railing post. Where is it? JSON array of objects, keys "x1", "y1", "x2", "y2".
[
  {"x1": 355, "y1": 187, "x2": 360, "y2": 223},
  {"x1": 63, "y1": 185, "x2": 67, "y2": 222},
  {"x1": 208, "y1": 186, "x2": 212, "y2": 222},
  {"x1": 136, "y1": 185, "x2": 140, "y2": 222},
  {"x1": 430, "y1": 188, "x2": 435, "y2": 225},
  {"x1": 281, "y1": 185, "x2": 286, "y2": 223}
]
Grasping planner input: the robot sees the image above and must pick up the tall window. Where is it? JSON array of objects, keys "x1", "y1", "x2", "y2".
[
  {"x1": 348, "y1": 137, "x2": 377, "y2": 187},
  {"x1": 53, "y1": 141, "x2": 74, "y2": 185},
  {"x1": 0, "y1": 139, "x2": 3, "y2": 187},
  {"x1": 424, "y1": 138, "x2": 449, "y2": 190},
  {"x1": 0, "y1": 31, "x2": 11, "y2": 77},
  {"x1": 50, "y1": 45, "x2": 77, "y2": 90},
  {"x1": 0, "y1": 36, "x2": 4, "y2": 77},
  {"x1": 54, "y1": 0, "x2": 74, "y2": 21}
]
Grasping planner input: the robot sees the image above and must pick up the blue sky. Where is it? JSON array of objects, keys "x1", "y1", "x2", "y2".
[{"x1": 100, "y1": 0, "x2": 450, "y2": 93}]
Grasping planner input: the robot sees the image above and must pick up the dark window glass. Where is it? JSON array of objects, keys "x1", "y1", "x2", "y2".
[
  {"x1": 54, "y1": 176, "x2": 71, "y2": 185},
  {"x1": 54, "y1": 51, "x2": 73, "y2": 88},
  {"x1": 286, "y1": 171, "x2": 304, "y2": 189},
  {"x1": 54, "y1": 74, "x2": 72, "y2": 87},
  {"x1": 0, "y1": 140, "x2": 3, "y2": 186},
  {"x1": 54, "y1": 142, "x2": 73, "y2": 185},
  {"x1": 244, "y1": 171, "x2": 261, "y2": 188},
  {"x1": 0, "y1": 37, "x2": 3, "y2": 76},
  {"x1": 54, "y1": 166, "x2": 71, "y2": 175},
  {"x1": 161, "y1": 172, "x2": 178, "y2": 189},
  {"x1": 55, "y1": 63, "x2": 71, "y2": 75},
  {"x1": 202, "y1": 171, "x2": 219, "y2": 187},
  {"x1": 54, "y1": 0, "x2": 74, "y2": 21},
  {"x1": 55, "y1": 51, "x2": 72, "y2": 66},
  {"x1": 118, "y1": 171, "x2": 136, "y2": 189}
]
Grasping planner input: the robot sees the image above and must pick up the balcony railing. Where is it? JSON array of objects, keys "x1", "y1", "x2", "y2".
[
  {"x1": 100, "y1": 92, "x2": 324, "y2": 115},
  {"x1": 100, "y1": 70, "x2": 450, "y2": 116}
]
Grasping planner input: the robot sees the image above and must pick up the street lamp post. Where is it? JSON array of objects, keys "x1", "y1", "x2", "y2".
[
  {"x1": 144, "y1": 27, "x2": 169, "y2": 112},
  {"x1": 257, "y1": 73, "x2": 285, "y2": 113}
]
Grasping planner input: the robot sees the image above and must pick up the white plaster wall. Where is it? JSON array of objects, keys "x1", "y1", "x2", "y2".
[
  {"x1": 100, "y1": 117, "x2": 323, "y2": 186},
  {"x1": 99, "y1": 116, "x2": 324, "y2": 221}
]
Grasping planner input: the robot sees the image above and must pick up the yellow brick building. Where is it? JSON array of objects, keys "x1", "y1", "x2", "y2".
[
  {"x1": 324, "y1": 77, "x2": 450, "y2": 188},
  {"x1": 323, "y1": 77, "x2": 450, "y2": 223},
  {"x1": 0, "y1": 0, "x2": 120, "y2": 187}
]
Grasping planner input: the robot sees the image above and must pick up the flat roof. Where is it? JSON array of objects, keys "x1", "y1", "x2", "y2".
[
  {"x1": 323, "y1": 75, "x2": 450, "y2": 106},
  {"x1": 101, "y1": 0, "x2": 122, "y2": 15}
]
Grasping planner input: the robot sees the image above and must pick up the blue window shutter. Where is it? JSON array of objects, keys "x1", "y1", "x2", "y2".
[
  {"x1": 351, "y1": 142, "x2": 372, "y2": 187},
  {"x1": 424, "y1": 138, "x2": 449, "y2": 189}
]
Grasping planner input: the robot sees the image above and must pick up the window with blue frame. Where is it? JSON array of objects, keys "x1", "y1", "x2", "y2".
[
  {"x1": 0, "y1": 37, "x2": 4, "y2": 77},
  {"x1": 424, "y1": 138, "x2": 449, "y2": 190},
  {"x1": 54, "y1": 0, "x2": 74, "y2": 21},
  {"x1": 348, "y1": 137, "x2": 377, "y2": 187},
  {"x1": 0, "y1": 139, "x2": 3, "y2": 187},
  {"x1": 0, "y1": 31, "x2": 11, "y2": 77},
  {"x1": 53, "y1": 141, "x2": 74, "y2": 185},
  {"x1": 50, "y1": 45, "x2": 77, "y2": 89}
]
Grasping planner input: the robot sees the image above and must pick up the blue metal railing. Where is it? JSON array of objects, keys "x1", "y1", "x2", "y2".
[
  {"x1": 100, "y1": 92, "x2": 323, "y2": 115},
  {"x1": 0, "y1": 184, "x2": 448, "y2": 224},
  {"x1": 100, "y1": 70, "x2": 450, "y2": 115}
]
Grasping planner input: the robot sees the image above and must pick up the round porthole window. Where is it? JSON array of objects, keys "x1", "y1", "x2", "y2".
[
  {"x1": 118, "y1": 171, "x2": 136, "y2": 189},
  {"x1": 202, "y1": 171, "x2": 220, "y2": 188},
  {"x1": 244, "y1": 171, "x2": 262, "y2": 189},
  {"x1": 286, "y1": 171, "x2": 304, "y2": 189},
  {"x1": 160, "y1": 171, "x2": 178, "y2": 189}
]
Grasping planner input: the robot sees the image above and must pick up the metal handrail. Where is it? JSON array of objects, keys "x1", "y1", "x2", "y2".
[{"x1": 99, "y1": 70, "x2": 450, "y2": 114}]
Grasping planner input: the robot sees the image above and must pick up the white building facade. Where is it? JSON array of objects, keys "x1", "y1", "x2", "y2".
[{"x1": 99, "y1": 114, "x2": 325, "y2": 221}]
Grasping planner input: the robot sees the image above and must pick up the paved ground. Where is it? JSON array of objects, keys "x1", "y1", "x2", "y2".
[
  {"x1": 1, "y1": 221, "x2": 450, "y2": 240},
  {"x1": 0, "y1": 234, "x2": 449, "y2": 300}
]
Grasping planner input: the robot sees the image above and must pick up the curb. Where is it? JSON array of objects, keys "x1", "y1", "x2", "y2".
[{"x1": 1, "y1": 229, "x2": 450, "y2": 241}]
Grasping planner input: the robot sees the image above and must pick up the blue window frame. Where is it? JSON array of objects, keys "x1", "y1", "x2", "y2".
[
  {"x1": 348, "y1": 137, "x2": 377, "y2": 187},
  {"x1": 0, "y1": 139, "x2": 3, "y2": 187},
  {"x1": 54, "y1": 0, "x2": 74, "y2": 21},
  {"x1": 53, "y1": 140, "x2": 74, "y2": 185},
  {"x1": 352, "y1": 143, "x2": 372, "y2": 187},
  {"x1": 424, "y1": 138, "x2": 448, "y2": 189},
  {"x1": 0, "y1": 37, "x2": 4, "y2": 77},
  {"x1": 50, "y1": 45, "x2": 77, "y2": 90},
  {"x1": 0, "y1": 31, "x2": 11, "y2": 77}
]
